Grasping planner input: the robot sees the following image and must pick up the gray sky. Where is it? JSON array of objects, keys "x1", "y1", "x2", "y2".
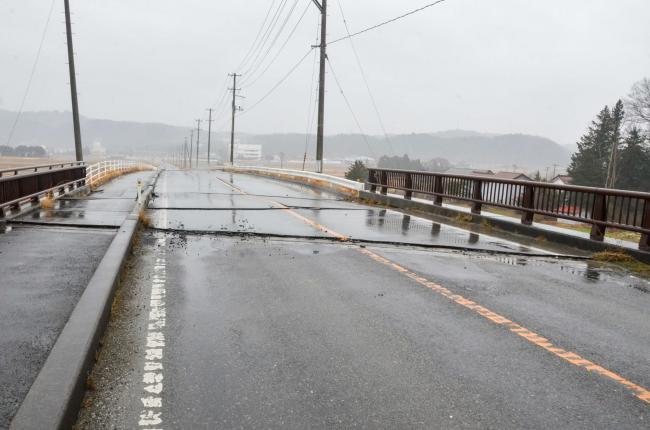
[{"x1": 1, "y1": 0, "x2": 649, "y2": 145}]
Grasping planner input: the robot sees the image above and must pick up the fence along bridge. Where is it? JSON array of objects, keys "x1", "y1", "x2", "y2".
[{"x1": 367, "y1": 167, "x2": 650, "y2": 250}]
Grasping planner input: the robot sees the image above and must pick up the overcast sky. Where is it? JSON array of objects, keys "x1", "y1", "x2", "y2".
[{"x1": 1, "y1": 0, "x2": 649, "y2": 145}]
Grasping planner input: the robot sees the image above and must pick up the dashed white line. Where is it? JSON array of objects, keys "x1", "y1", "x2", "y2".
[{"x1": 138, "y1": 233, "x2": 167, "y2": 428}]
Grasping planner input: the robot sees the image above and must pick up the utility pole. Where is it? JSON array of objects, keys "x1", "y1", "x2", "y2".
[
  {"x1": 313, "y1": 0, "x2": 327, "y2": 173},
  {"x1": 552, "y1": 163, "x2": 559, "y2": 180},
  {"x1": 206, "y1": 108, "x2": 214, "y2": 166},
  {"x1": 195, "y1": 119, "x2": 201, "y2": 168},
  {"x1": 189, "y1": 129, "x2": 194, "y2": 169},
  {"x1": 229, "y1": 73, "x2": 242, "y2": 165},
  {"x1": 183, "y1": 138, "x2": 188, "y2": 169},
  {"x1": 64, "y1": 0, "x2": 83, "y2": 161}
]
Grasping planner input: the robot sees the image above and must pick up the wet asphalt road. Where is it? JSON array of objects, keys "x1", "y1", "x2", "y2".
[
  {"x1": 0, "y1": 171, "x2": 153, "y2": 430},
  {"x1": 76, "y1": 169, "x2": 650, "y2": 429}
]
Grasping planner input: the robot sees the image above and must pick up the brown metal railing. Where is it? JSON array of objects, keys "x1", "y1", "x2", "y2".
[
  {"x1": 0, "y1": 164, "x2": 87, "y2": 217},
  {"x1": 366, "y1": 168, "x2": 650, "y2": 251},
  {"x1": 0, "y1": 161, "x2": 85, "y2": 178}
]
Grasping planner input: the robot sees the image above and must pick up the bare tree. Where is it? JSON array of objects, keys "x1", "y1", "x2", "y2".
[{"x1": 625, "y1": 78, "x2": 650, "y2": 129}]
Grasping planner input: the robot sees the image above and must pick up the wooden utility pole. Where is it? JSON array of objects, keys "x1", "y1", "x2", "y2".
[
  {"x1": 314, "y1": 0, "x2": 327, "y2": 173},
  {"x1": 189, "y1": 129, "x2": 194, "y2": 169},
  {"x1": 64, "y1": 0, "x2": 83, "y2": 161},
  {"x1": 229, "y1": 73, "x2": 241, "y2": 165},
  {"x1": 195, "y1": 119, "x2": 201, "y2": 167},
  {"x1": 183, "y1": 138, "x2": 188, "y2": 168},
  {"x1": 206, "y1": 108, "x2": 214, "y2": 165}
]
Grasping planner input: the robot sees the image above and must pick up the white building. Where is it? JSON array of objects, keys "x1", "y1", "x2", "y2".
[{"x1": 234, "y1": 144, "x2": 262, "y2": 160}]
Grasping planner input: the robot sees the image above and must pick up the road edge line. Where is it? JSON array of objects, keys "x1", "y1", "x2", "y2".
[{"x1": 9, "y1": 169, "x2": 161, "y2": 430}]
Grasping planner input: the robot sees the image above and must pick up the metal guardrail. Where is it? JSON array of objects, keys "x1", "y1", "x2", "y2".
[
  {"x1": 231, "y1": 166, "x2": 365, "y2": 191},
  {"x1": 0, "y1": 164, "x2": 87, "y2": 217},
  {"x1": 366, "y1": 168, "x2": 650, "y2": 250},
  {"x1": 86, "y1": 160, "x2": 155, "y2": 187},
  {"x1": 0, "y1": 160, "x2": 156, "y2": 218},
  {"x1": 0, "y1": 161, "x2": 85, "y2": 178}
]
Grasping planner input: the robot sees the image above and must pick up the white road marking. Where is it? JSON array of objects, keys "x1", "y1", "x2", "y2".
[{"x1": 139, "y1": 233, "x2": 167, "y2": 428}]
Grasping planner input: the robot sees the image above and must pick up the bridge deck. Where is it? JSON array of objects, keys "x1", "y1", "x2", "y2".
[
  {"x1": 75, "y1": 169, "x2": 650, "y2": 429},
  {"x1": 0, "y1": 171, "x2": 154, "y2": 429}
]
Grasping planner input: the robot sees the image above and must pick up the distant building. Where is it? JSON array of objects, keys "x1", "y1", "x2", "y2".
[
  {"x1": 344, "y1": 156, "x2": 375, "y2": 166},
  {"x1": 443, "y1": 168, "x2": 532, "y2": 204},
  {"x1": 90, "y1": 141, "x2": 107, "y2": 156},
  {"x1": 234, "y1": 144, "x2": 262, "y2": 160},
  {"x1": 493, "y1": 171, "x2": 532, "y2": 181},
  {"x1": 551, "y1": 175, "x2": 573, "y2": 186},
  {"x1": 445, "y1": 167, "x2": 494, "y2": 177}
]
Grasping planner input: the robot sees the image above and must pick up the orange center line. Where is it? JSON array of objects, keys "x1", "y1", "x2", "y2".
[{"x1": 215, "y1": 173, "x2": 650, "y2": 405}]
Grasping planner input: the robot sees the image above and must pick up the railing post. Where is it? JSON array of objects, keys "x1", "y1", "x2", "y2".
[
  {"x1": 520, "y1": 184, "x2": 535, "y2": 225},
  {"x1": 404, "y1": 172, "x2": 413, "y2": 200},
  {"x1": 433, "y1": 175, "x2": 443, "y2": 206},
  {"x1": 369, "y1": 170, "x2": 378, "y2": 193},
  {"x1": 471, "y1": 179, "x2": 482, "y2": 215},
  {"x1": 590, "y1": 193, "x2": 607, "y2": 241},
  {"x1": 639, "y1": 199, "x2": 650, "y2": 251},
  {"x1": 380, "y1": 170, "x2": 388, "y2": 195}
]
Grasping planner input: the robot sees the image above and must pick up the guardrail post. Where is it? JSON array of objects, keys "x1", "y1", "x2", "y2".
[
  {"x1": 640, "y1": 199, "x2": 650, "y2": 251},
  {"x1": 433, "y1": 175, "x2": 443, "y2": 206},
  {"x1": 404, "y1": 172, "x2": 413, "y2": 200},
  {"x1": 471, "y1": 179, "x2": 482, "y2": 214},
  {"x1": 368, "y1": 170, "x2": 378, "y2": 192},
  {"x1": 520, "y1": 184, "x2": 535, "y2": 225},
  {"x1": 380, "y1": 171, "x2": 388, "y2": 195},
  {"x1": 590, "y1": 193, "x2": 607, "y2": 241}
]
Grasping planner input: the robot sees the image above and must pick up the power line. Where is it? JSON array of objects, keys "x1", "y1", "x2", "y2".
[
  {"x1": 241, "y1": 0, "x2": 302, "y2": 84},
  {"x1": 240, "y1": 48, "x2": 314, "y2": 116},
  {"x1": 326, "y1": 56, "x2": 376, "y2": 158},
  {"x1": 235, "y1": 0, "x2": 280, "y2": 72},
  {"x1": 328, "y1": 0, "x2": 448, "y2": 45},
  {"x1": 240, "y1": 0, "x2": 291, "y2": 76},
  {"x1": 337, "y1": 0, "x2": 395, "y2": 156},
  {"x1": 5, "y1": 0, "x2": 56, "y2": 146},
  {"x1": 242, "y1": 0, "x2": 312, "y2": 88}
]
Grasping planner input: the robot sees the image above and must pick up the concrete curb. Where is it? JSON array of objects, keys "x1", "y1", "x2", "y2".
[{"x1": 9, "y1": 170, "x2": 161, "y2": 430}]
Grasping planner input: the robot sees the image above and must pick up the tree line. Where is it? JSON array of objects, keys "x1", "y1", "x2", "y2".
[
  {"x1": 568, "y1": 78, "x2": 650, "y2": 191},
  {"x1": 0, "y1": 145, "x2": 47, "y2": 158}
]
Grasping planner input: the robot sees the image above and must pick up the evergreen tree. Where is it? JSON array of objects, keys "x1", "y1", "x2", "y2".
[
  {"x1": 344, "y1": 160, "x2": 369, "y2": 182},
  {"x1": 605, "y1": 100, "x2": 625, "y2": 188},
  {"x1": 568, "y1": 105, "x2": 613, "y2": 187},
  {"x1": 616, "y1": 127, "x2": 650, "y2": 191}
]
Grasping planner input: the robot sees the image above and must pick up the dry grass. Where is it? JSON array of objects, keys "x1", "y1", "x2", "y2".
[
  {"x1": 454, "y1": 213, "x2": 474, "y2": 223},
  {"x1": 85, "y1": 374, "x2": 96, "y2": 391},
  {"x1": 40, "y1": 193, "x2": 55, "y2": 209},
  {"x1": 138, "y1": 210, "x2": 151, "y2": 228},
  {"x1": 592, "y1": 250, "x2": 650, "y2": 277}
]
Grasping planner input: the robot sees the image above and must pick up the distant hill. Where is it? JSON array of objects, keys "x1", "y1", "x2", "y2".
[
  {"x1": 244, "y1": 132, "x2": 570, "y2": 169},
  {"x1": 0, "y1": 110, "x2": 570, "y2": 169}
]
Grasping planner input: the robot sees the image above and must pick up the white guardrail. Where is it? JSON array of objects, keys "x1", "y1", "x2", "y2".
[
  {"x1": 86, "y1": 160, "x2": 156, "y2": 187},
  {"x1": 230, "y1": 166, "x2": 365, "y2": 192}
]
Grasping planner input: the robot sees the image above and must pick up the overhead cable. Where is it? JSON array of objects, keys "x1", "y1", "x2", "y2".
[{"x1": 328, "y1": 0, "x2": 448, "y2": 45}]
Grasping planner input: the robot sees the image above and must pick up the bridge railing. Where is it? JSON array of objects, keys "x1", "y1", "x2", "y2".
[
  {"x1": 0, "y1": 163, "x2": 87, "y2": 217},
  {"x1": 86, "y1": 159, "x2": 155, "y2": 188},
  {"x1": 0, "y1": 161, "x2": 86, "y2": 178},
  {"x1": 0, "y1": 159, "x2": 156, "y2": 218},
  {"x1": 366, "y1": 168, "x2": 650, "y2": 250}
]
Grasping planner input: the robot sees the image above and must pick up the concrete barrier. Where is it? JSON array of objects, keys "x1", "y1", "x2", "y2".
[{"x1": 224, "y1": 166, "x2": 363, "y2": 197}]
